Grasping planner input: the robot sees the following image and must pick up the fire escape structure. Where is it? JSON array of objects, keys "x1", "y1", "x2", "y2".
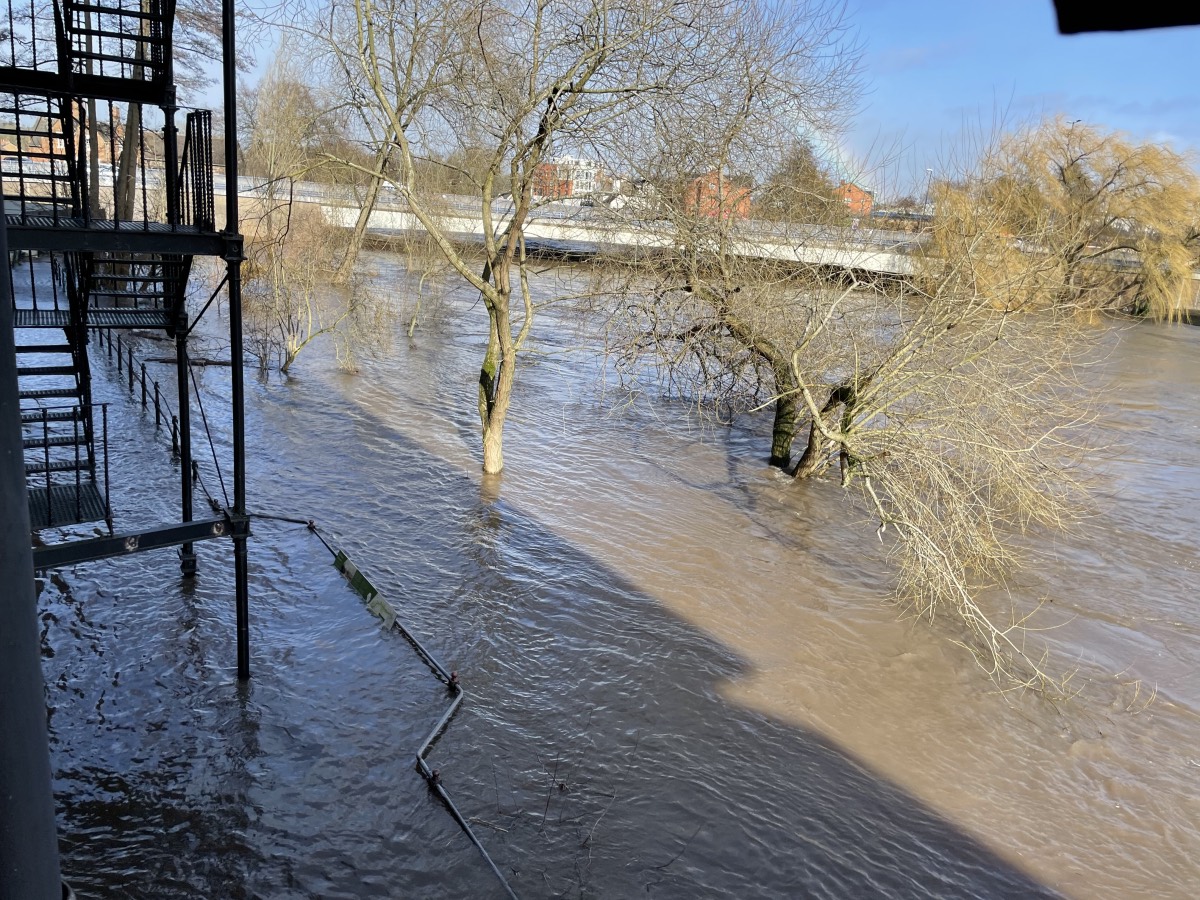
[{"x1": 1, "y1": 0, "x2": 250, "y2": 674}]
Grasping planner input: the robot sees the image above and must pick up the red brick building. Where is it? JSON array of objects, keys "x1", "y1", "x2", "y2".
[
  {"x1": 686, "y1": 171, "x2": 751, "y2": 220},
  {"x1": 532, "y1": 156, "x2": 605, "y2": 202},
  {"x1": 533, "y1": 162, "x2": 572, "y2": 200},
  {"x1": 837, "y1": 182, "x2": 874, "y2": 217}
]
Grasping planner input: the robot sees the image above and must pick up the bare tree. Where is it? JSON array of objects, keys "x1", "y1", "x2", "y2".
[
  {"x1": 298, "y1": 0, "x2": 860, "y2": 474},
  {"x1": 239, "y1": 50, "x2": 390, "y2": 374}
]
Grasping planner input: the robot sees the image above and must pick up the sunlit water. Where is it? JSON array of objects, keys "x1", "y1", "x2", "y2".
[{"x1": 38, "y1": 253, "x2": 1200, "y2": 898}]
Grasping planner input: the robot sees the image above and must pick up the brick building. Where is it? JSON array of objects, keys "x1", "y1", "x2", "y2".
[
  {"x1": 686, "y1": 171, "x2": 751, "y2": 220},
  {"x1": 837, "y1": 181, "x2": 874, "y2": 217}
]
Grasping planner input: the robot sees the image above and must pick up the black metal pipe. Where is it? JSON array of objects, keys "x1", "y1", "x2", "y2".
[
  {"x1": 0, "y1": 203, "x2": 63, "y2": 899},
  {"x1": 101, "y1": 404, "x2": 110, "y2": 532},
  {"x1": 162, "y1": 85, "x2": 179, "y2": 228},
  {"x1": 153, "y1": 380, "x2": 161, "y2": 426},
  {"x1": 175, "y1": 329, "x2": 195, "y2": 577},
  {"x1": 224, "y1": 0, "x2": 250, "y2": 679},
  {"x1": 140, "y1": 363, "x2": 147, "y2": 407},
  {"x1": 126, "y1": 344, "x2": 134, "y2": 393}
]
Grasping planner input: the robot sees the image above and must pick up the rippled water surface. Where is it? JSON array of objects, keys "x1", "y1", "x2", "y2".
[{"x1": 40, "y1": 255, "x2": 1200, "y2": 898}]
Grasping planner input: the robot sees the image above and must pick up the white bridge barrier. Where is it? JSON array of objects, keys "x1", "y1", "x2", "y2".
[{"x1": 319, "y1": 202, "x2": 917, "y2": 277}]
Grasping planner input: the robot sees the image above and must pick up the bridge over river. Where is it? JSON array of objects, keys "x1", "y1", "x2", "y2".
[
  {"x1": 214, "y1": 175, "x2": 920, "y2": 278},
  {"x1": 215, "y1": 175, "x2": 1200, "y2": 316}
]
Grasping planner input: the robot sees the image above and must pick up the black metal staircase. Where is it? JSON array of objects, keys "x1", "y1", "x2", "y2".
[
  {"x1": 1, "y1": 0, "x2": 251, "y2": 685},
  {"x1": 1, "y1": 2, "x2": 247, "y2": 886},
  {"x1": 1, "y1": 0, "x2": 218, "y2": 534},
  {"x1": 82, "y1": 250, "x2": 190, "y2": 328},
  {"x1": 0, "y1": 93, "x2": 81, "y2": 224}
]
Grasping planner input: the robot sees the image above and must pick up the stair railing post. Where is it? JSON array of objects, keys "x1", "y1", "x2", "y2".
[
  {"x1": 73, "y1": 409, "x2": 81, "y2": 521},
  {"x1": 42, "y1": 409, "x2": 52, "y2": 527},
  {"x1": 102, "y1": 404, "x2": 111, "y2": 532}
]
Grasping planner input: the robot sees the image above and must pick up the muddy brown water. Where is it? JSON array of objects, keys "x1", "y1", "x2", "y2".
[{"x1": 39, "y1": 255, "x2": 1200, "y2": 898}]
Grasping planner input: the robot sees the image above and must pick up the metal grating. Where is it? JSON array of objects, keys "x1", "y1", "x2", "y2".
[
  {"x1": 13, "y1": 306, "x2": 173, "y2": 327},
  {"x1": 28, "y1": 482, "x2": 108, "y2": 529},
  {"x1": 6, "y1": 214, "x2": 205, "y2": 233}
]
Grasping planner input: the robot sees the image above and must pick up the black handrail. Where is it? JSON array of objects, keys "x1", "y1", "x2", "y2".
[{"x1": 178, "y1": 110, "x2": 214, "y2": 231}]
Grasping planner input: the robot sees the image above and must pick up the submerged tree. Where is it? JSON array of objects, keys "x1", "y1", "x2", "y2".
[
  {"x1": 599, "y1": 119, "x2": 1110, "y2": 689},
  {"x1": 294, "y1": 0, "x2": 861, "y2": 474},
  {"x1": 238, "y1": 51, "x2": 389, "y2": 374},
  {"x1": 757, "y1": 138, "x2": 841, "y2": 224}
]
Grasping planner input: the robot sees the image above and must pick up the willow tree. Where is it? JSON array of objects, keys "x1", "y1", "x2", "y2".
[
  {"x1": 929, "y1": 117, "x2": 1200, "y2": 317},
  {"x1": 599, "y1": 115, "x2": 1113, "y2": 689}
]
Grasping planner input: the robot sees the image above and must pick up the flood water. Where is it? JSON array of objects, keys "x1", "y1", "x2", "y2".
[{"x1": 38, "y1": 253, "x2": 1200, "y2": 898}]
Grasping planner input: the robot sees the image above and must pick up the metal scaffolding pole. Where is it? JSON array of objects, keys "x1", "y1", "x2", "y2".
[
  {"x1": 0, "y1": 211, "x2": 63, "y2": 898},
  {"x1": 224, "y1": 0, "x2": 250, "y2": 680},
  {"x1": 176, "y1": 326, "x2": 196, "y2": 576}
]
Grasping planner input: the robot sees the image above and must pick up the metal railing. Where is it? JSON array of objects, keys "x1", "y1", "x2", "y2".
[
  {"x1": 61, "y1": 0, "x2": 173, "y2": 86},
  {"x1": 24, "y1": 401, "x2": 110, "y2": 529},
  {"x1": 178, "y1": 109, "x2": 214, "y2": 231}
]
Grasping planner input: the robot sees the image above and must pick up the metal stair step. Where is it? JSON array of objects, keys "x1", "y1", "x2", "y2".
[
  {"x1": 21, "y1": 409, "x2": 82, "y2": 423},
  {"x1": 22, "y1": 434, "x2": 87, "y2": 449},
  {"x1": 15, "y1": 344, "x2": 73, "y2": 354},
  {"x1": 26, "y1": 459, "x2": 90, "y2": 475},
  {"x1": 86, "y1": 309, "x2": 174, "y2": 327},
  {"x1": 93, "y1": 274, "x2": 183, "y2": 285},
  {"x1": 27, "y1": 482, "x2": 107, "y2": 530},
  {"x1": 13, "y1": 309, "x2": 72, "y2": 328},
  {"x1": 16, "y1": 365, "x2": 77, "y2": 377},
  {"x1": 18, "y1": 387, "x2": 82, "y2": 400}
]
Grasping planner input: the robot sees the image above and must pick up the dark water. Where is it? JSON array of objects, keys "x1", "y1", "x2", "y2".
[{"x1": 38, "y1": 255, "x2": 1200, "y2": 898}]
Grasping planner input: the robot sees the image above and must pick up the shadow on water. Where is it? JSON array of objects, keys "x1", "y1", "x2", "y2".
[{"x1": 41, "y1": 341, "x2": 1062, "y2": 900}]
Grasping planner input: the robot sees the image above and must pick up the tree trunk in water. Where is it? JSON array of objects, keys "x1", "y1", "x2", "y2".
[
  {"x1": 793, "y1": 386, "x2": 850, "y2": 480},
  {"x1": 479, "y1": 339, "x2": 514, "y2": 475},
  {"x1": 481, "y1": 419, "x2": 505, "y2": 474},
  {"x1": 476, "y1": 266, "x2": 515, "y2": 475},
  {"x1": 769, "y1": 364, "x2": 799, "y2": 469},
  {"x1": 792, "y1": 416, "x2": 829, "y2": 479}
]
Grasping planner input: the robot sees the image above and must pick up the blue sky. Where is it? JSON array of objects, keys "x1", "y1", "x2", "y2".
[{"x1": 841, "y1": 0, "x2": 1200, "y2": 196}]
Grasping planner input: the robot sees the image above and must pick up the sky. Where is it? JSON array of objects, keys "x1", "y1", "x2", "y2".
[{"x1": 839, "y1": 0, "x2": 1200, "y2": 196}]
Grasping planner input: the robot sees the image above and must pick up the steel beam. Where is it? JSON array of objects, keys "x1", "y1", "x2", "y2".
[
  {"x1": 224, "y1": 0, "x2": 251, "y2": 681},
  {"x1": 31, "y1": 517, "x2": 235, "y2": 571},
  {"x1": 5, "y1": 222, "x2": 224, "y2": 256},
  {"x1": 0, "y1": 66, "x2": 170, "y2": 105}
]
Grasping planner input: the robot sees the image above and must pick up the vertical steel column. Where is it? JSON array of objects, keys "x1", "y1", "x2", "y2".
[
  {"x1": 0, "y1": 210, "x2": 63, "y2": 898},
  {"x1": 162, "y1": 86, "x2": 179, "y2": 227},
  {"x1": 175, "y1": 327, "x2": 196, "y2": 577},
  {"x1": 224, "y1": 0, "x2": 250, "y2": 679}
]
